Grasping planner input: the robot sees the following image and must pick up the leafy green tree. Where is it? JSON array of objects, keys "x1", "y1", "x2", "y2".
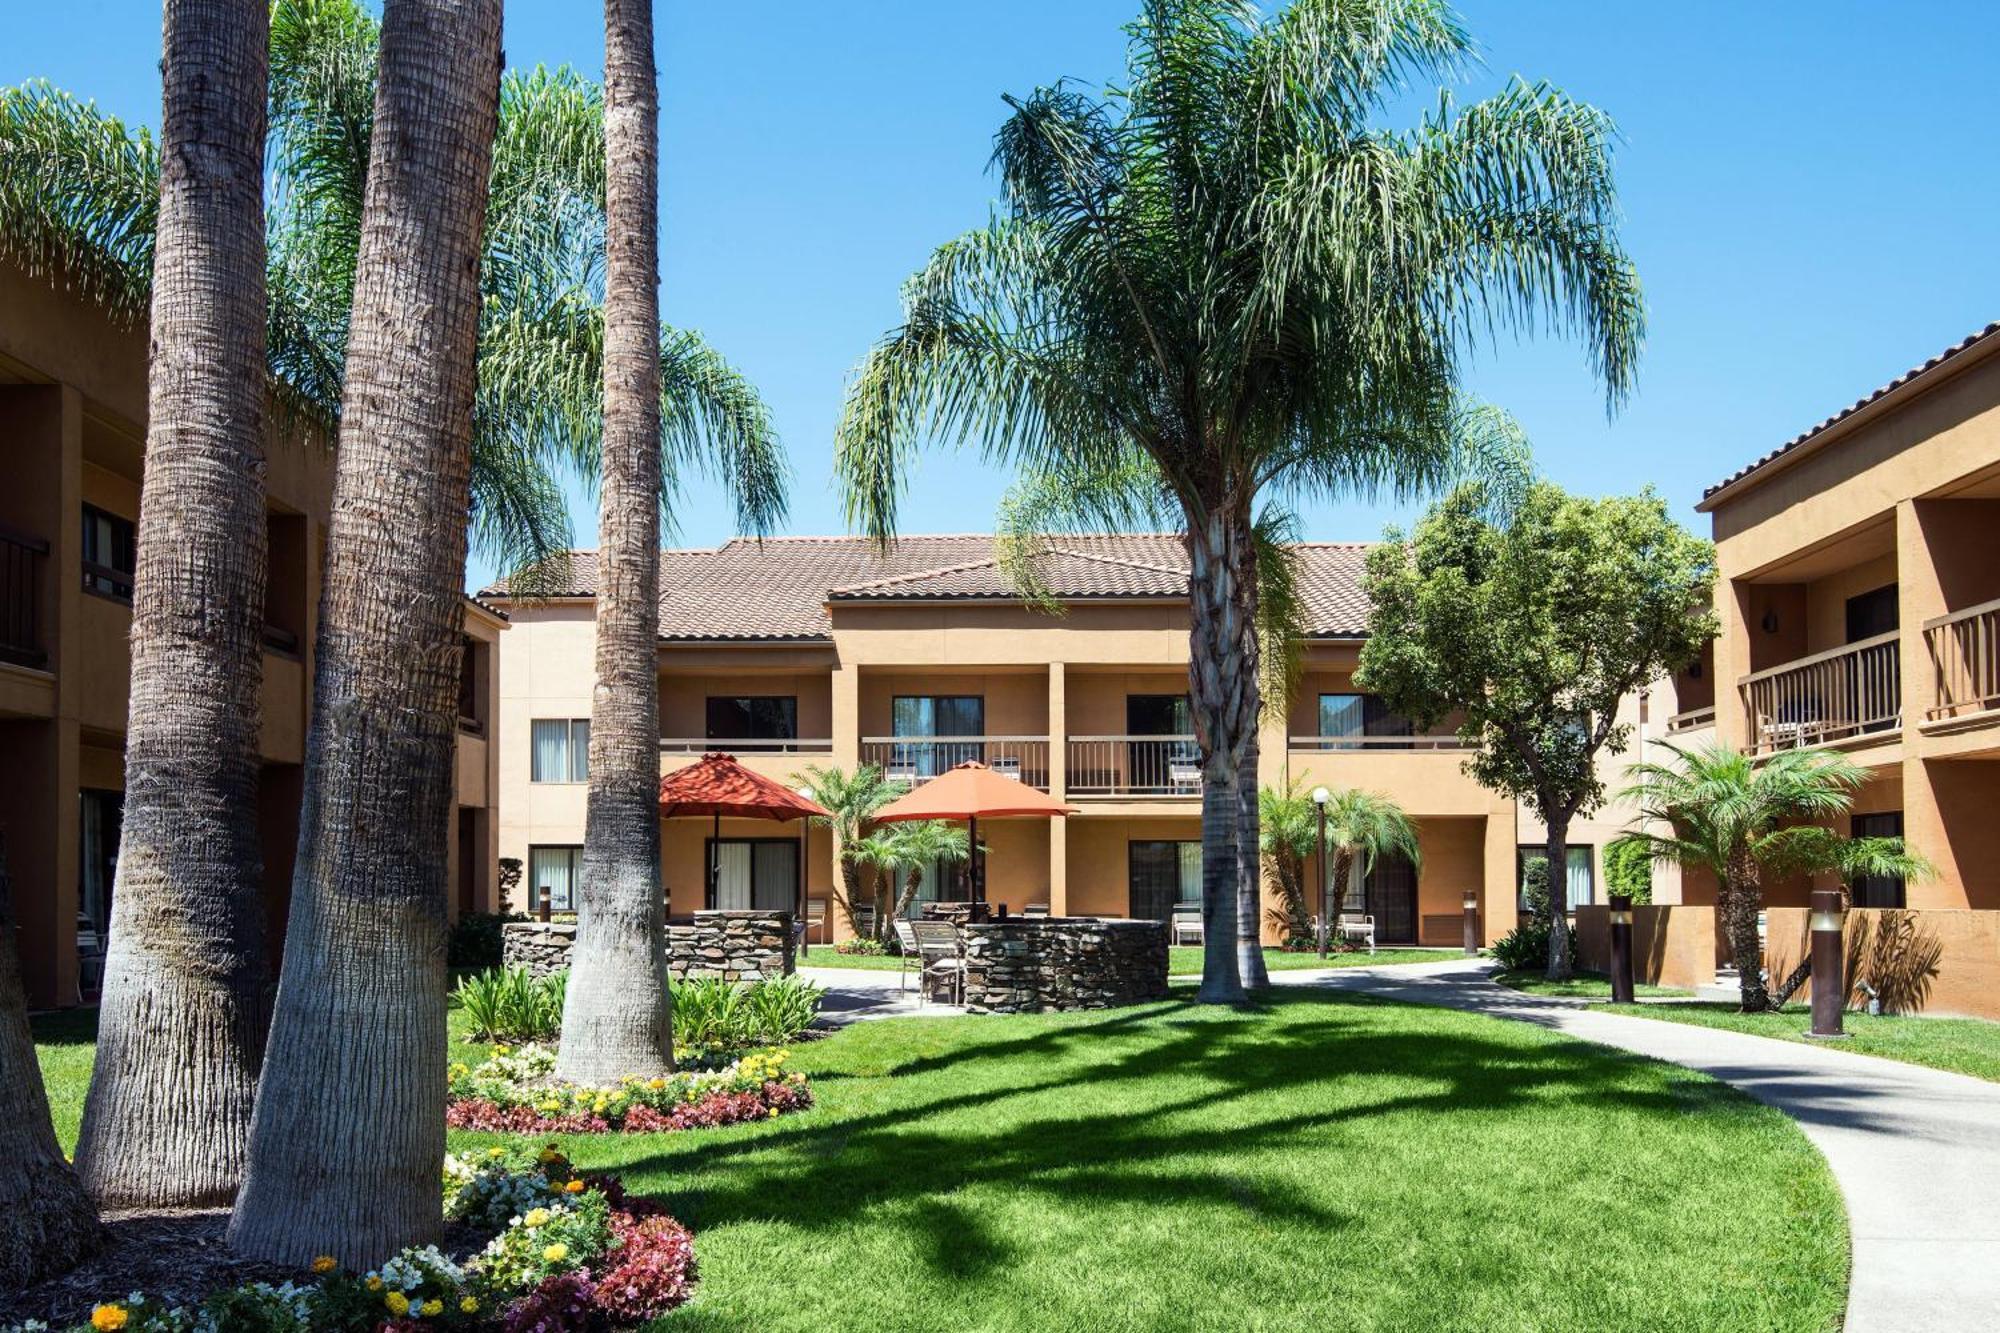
[
  {"x1": 1620, "y1": 742, "x2": 1931, "y2": 1013},
  {"x1": 1359, "y1": 482, "x2": 1714, "y2": 979},
  {"x1": 834, "y1": 0, "x2": 1643, "y2": 1004},
  {"x1": 1602, "y1": 836, "x2": 1653, "y2": 905},
  {"x1": 801, "y1": 764, "x2": 899, "y2": 938}
]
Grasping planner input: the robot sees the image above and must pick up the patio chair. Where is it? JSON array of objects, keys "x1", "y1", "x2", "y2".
[
  {"x1": 852, "y1": 903, "x2": 877, "y2": 941},
  {"x1": 885, "y1": 757, "x2": 919, "y2": 784},
  {"x1": 1168, "y1": 755, "x2": 1200, "y2": 792},
  {"x1": 805, "y1": 897, "x2": 828, "y2": 944},
  {"x1": 989, "y1": 754, "x2": 1022, "y2": 780},
  {"x1": 1021, "y1": 902, "x2": 1051, "y2": 918},
  {"x1": 910, "y1": 919, "x2": 967, "y2": 1005},
  {"x1": 1170, "y1": 904, "x2": 1204, "y2": 945},
  {"x1": 893, "y1": 918, "x2": 922, "y2": 992},
  {"x1": 1336, "y1": 912, "x2": 1376, "y2": 954}
]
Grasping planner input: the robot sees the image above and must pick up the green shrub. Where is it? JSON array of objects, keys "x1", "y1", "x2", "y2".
[
  {"x1": 670, "y1": 974, "x2": 825, "y2": 1050},
  {"x1": 837, "y1": 937, "x2": 886, "y2": 956},
  {"x1": 453, "y1": 966, "x2": 566, "y2": 1041},
  {"x1": 447, "y1": 909, "x2": 526, "y2": 971},
  {"x1": 1604, "y1": 836, "x2": 1654, "y2": 904},
  {"x1": 1489, "y1": 918, "x2": 1575, "y2": 972},
  {"x1": 744, "y1": 975, "x2": 826, "y2": 1044},
  {"x1": 1518, "y1": 855, "x2": 1551, "y2": 923}
]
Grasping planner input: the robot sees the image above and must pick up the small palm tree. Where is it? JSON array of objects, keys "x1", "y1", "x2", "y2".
[
  {"x1": 1257, "y1": 779, "x2": 1318, "y2": 942},
  {"x1": 882, "y1": 821, "x2": 974, "y2": 928},
  {"x1": 1621, "y1": 741, "x2": 1932, "y2": 1013},
  {"x1": 801, "y1": 763, "x2": 898, "y2": 938},
  {"x1": 1319, "y1": 788, "x2": 1422, "y2": 944}
]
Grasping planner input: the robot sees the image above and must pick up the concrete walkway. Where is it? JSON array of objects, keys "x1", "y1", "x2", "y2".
[
  {"x1": 799, "y1": 964, "x2": 963, "y2": 1024},
  {"x1": 1285, "y1": 957, "x2": 2000, "y2": 1333}
]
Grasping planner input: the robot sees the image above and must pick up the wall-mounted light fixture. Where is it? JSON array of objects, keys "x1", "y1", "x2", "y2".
[{"x1": 1760, "y1": 608, "x2": 1780, "y2": 634}]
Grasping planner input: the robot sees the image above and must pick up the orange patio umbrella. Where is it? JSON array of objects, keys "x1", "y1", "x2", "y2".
[
  {"x1": 870, "y1": 761, "x2": 1075, "y2": 910},
  {"x1": 659, "y1": 752, "x2": 831, "y2": 919}
]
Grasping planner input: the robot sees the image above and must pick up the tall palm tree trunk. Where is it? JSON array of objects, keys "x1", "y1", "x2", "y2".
[
  {"x1": 1542, "y1": 819, "x2": 1575, "y2": 980},
  {"x1": 73, "y1": 0, "x2": 272, "y2": 1210},
  {"x1": 1187, "y1": 506, "x2": 1255, "y2": 1004},
  {"x1": 556, "y1": 0, "x2": 672, "y2": 1086},
  {"x1": 1235, "y1": 731, "x2": 1269, "y2": 988},
  {"x1": 0, "y1": 846, "x2": 101, "y2": 1286},
  {"x1": 229, "y1": 0, "x2": 501, "y2": 1266},
  {"x1": 1724, "y1": 854, "x2": 1769, "y2": 1013}
]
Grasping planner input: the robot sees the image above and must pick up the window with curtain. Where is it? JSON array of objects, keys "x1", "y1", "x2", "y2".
[
  {"x1": 1128, "y1": 841, "x2": 1201, "y2": 921},
  {"x1": 82, "y1": 503, "x2": 136, "y2": 599},
  {"x1": 705, "y1": 696, "x2": 798, "y2": 741},
  {"x1": 529, "y1": 845, "x2": 582, "y2": 911},
  {"x1": 1850, "y1": 812, "x2": 1906, "y2": 908},
  {"x1": 707, "y1": 838, "x2": 799, "y2": 911},
  {"x1": 1317, "y1": 694, "x2": 1415, "y2": 748},
  {"x1": 531, "y1": 718, "x2": 590, "y2": 782},
  {"x1": 1517, "y1": 846, "x2": 1594, "y2": 911},
  {"x1": 891, "y1": 695, "x2": 984, "y2": 774}
]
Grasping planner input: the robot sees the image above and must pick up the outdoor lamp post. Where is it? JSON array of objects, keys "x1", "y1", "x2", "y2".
[
  {"x1": 1312, "y1": 786, "x2": 1331, "y2": 959},
  {"x1": 795, "y1": 785, "x2": 814, "y2": 957},
  {"x1": 1461, "y1": 890, "x2": 1479, "y2": 957},
  {"x1": 1808, "y1": 888, "x2": 1847, "y2": 1038},
  {"x1": 1608, "y1": 894, "x2": 1635, "y2": 1003}
]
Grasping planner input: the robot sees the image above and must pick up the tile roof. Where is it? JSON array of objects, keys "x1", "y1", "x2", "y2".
[
  {"x1": 1701, "y1": 321, "x2": 2000, "y2": 506},
  {"x1": 481, "y1": 533, "x2": 1382, "y2": 641}
]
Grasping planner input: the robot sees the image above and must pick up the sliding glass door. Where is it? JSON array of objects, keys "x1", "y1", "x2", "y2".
[{"x1": 708, "y1": 838, "x2": 799, "y2": 911}]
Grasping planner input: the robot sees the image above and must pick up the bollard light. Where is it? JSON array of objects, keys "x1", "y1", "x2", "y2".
[
  {"x1": 1808, "y1": 888, "x2": 1847, "y2": 1039},
  {"x1": 1461, "y1": 891, "x2": 1478, "y2": 956},
  {"x1": 1607, "y1": 894, "x2": 1635, "y2": 1003}
]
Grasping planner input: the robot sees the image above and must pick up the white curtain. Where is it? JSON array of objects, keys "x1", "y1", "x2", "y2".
[
  {"x1": 1176, "y1": 843, "x2": 1202, "y2": 906},
  {"x1": 531, "y1": 720, "x2": 568, "y2": 783},
  {"x1": 714, "y1": 842, "x2": 752, "y2": 910},
  {"x1": 753, "y1": 842, "x2": 797, "y2": 911},
  {"x1": 1566, "y1": 848, "x2": 1594, "y2": 908},
  {"x1": 529, "y1": 847, "x2": 576, "y2": 911}
]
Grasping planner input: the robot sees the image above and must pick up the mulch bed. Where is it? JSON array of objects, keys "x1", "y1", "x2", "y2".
[{"x1": 2, "y1": 1211, "x2": 488, "y2": 1329}]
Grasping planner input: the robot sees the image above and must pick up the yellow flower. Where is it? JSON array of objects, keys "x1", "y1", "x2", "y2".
[
  {"x1": 311, "y1": 1254, "x2": 338, "y2": 1274},
  {"x1": 542, "y1": 1242, "x2": 569, "y2": 1263},
  {"x1": 767, "y1": 1106, "x2": 780, "y2": 1118},
  {"x1": 487, "y1": 1146, "x2": 506, "y2": 1159},
  {"x1": 564, "y1": 1179, "x2": 586, "y2": 1194},
  {"x1": 366, "y1": 1276, "x2": 384, "y2": 1292},
  {"x1": 538, "y1": 1146, "x2": 562, "y2": 1164},
  {"x1": 647, "y1": 1077, "x2": 667, "y2": 1091},
  {"x1": 493, "y1": 1045, "x2": 512, "y2": 1057},
  {"x1": 522, "y1": 1207, "x2": 551, "y2": 1228},
  {"x1": 384, "y1": 1291, "x2": 410, "y2": 1316},
  {"x1": 460, "y1": 1297, "x2": 480, "y2": 1314},
  {"x1": 422, "y1": 1299, "x2": 444, "y2": 1317},
  {"x1": 90, "y1": 1306, "x2": 128, "y2": 1332}
]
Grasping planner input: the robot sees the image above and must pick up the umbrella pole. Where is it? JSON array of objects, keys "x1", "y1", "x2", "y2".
[
  {"x1": 710, "y1": 810, "x2": 719, "y2": 910},
  {"x1": 970, "y1": 814, "x2": 982, "y2": 909}
]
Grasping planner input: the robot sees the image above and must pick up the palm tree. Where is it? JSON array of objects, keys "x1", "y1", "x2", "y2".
[
  {"x1": 864, "y1": 821, "x2": 975, "y2": 931},
  {"x1": 0, "y1": 845, "x2": 101, "y2": 1285},
  {"x1": 68, "y1": 0, "x2": 273, "y2": 1211},
  {"x1": 835, "y1": 0, "x2": 1643, "y2": 1004},
  {"x1": 846, "y1": 829, "x2": 907, "y2": 941},
  {"x1": 1319, "y1": 787, "x2": 1421, "y2": 941},
  {"x1": 556, "y1": 0, "x2": 670, "y2": 1088},
  {"x1": 801, "y1": 763, "x2": 897, "y2": 938},
  {"x1": 1257, "y1": 779, "x2": 1317, "y2": 942},
  {"x1": 1620, "y1": 741, "x2": 1931, "y2": 1013},
  {"x1": 228, "y1": 0, "x2": 503, "y2": 1266}
]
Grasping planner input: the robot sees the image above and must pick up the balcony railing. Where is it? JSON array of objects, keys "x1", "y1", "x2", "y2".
[
  {"x1": 1925, "y1": 597, "x2": 2000, "y2": 723},
  {"x1": 1285, "y1": 733, "x2": 1473, "y2": 752},
  {"x1": 0, "y1": 524, "x2": 48, "y2": 670},
  {"x1": 1066, "y1": 735, "x2": 1201, "y2": 798},
  {"x1": 662, "y1": 737, "x2": 833, "y2": 755},
  {"x1": 1665, "y1": 706, "x2": 1716, "y2": 734},
  {"x1": 1740, "y1": 631, "x2": 1900, "y2": 754},
  {"x1": 861, "y1": 736, "x2": 1050, "y2": 790}
]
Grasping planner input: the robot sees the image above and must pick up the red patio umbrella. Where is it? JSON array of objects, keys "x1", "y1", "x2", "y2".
[
  {"x1": 659, "y1": 752, "x2": 831, "y2": 925},
  {"x1": 871, "y1": 761, "x2": 1074, "y2": 912}
]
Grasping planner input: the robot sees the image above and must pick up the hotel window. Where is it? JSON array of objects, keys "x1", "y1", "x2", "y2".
[
  {"x1": 530, "y1": 718, "x2": 590, "y2": 783},
  {"x1": 1517, "y1": 846, "x2": 1594, "y2": 912},
  {"x1": 1850, "y1": 812, "x2": 1906, "y2": 908},
  {"x1": 891, "y1": 695, "x2": 984, "y2": 775},
  {"x1": 705, "y1": 696, "x2": 798, "y2": 742},
  {"x1": 1317, "y1": 693, "x2": 1416, "y2": 748},
  {"x1": 1128, "y1": 840, "x2": 1201, "y2": 922},
  {"x1": 528, "y1": 845, "x2": 582, "y2": 912},
  {"x1": 707, "y1": 838, "x2": 799, "y2": 912},
  {"x1": 457, "y1": 637, "x2": 484, "y2": 732},
  {"x1": 82, "y1": 504, "x2": 136, "y2": 600}
]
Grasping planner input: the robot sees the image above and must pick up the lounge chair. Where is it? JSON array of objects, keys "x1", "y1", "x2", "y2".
[
  {"x1": 1170, "y1": 904, "x2": 1204, "y2": 945},
  {"x1": 910, "y1": 919, "x2": 967, "y2": 1005},
  {"x1": 1168, "y1": 756, "x2": 1200, "y2": 792}
]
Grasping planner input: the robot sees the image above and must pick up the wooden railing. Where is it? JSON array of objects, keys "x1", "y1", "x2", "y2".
[
  {"x1": 0, "y1": 525, "x2": 48, "y2": 670},
  {"x1": 1285, "y1": 733, "x2": 1473, "y2": 752},
  {"x1": 1066, "y1": 735, "x2": 1200, "y2": 797},
  {"x1": 1740, "y1": 631, "x2": 1900, "y2": 754},
  {"x1": 662, "y1": 737, "x2": 833, "y2": 755},
  {"x1": 1665, "y1": 706, "x2": 1716, "y2": 734},
  {"x1": 1925, "y1": 597, "x2": 2000, "y2": 722},
  {"x1": 860, "y1": 736, "x2": 1049, "y2": 790}
]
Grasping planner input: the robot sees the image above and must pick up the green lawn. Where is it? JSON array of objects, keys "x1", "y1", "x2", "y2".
[
  {"x1": 1594, "y1": 1001, "x2": 2000, "y2": 1085},
  {"x1": 32, "y1": 993, "x2": 1846, "y2": 1331},
  {"x1": 1494, "y1": 970, "x2": 1692, "y2": 1000},
  {"x1": 802, "y1": 946, "x2": 1457, "y2": 975}
]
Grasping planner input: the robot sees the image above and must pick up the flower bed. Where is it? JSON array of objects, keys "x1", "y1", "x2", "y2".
[
  {"x1": 445, "y1": 1045, "x2": 811, "y2": 1135},
  {"x1": 4, "y1": 1147, "x2": 691, "y2": 1333}
]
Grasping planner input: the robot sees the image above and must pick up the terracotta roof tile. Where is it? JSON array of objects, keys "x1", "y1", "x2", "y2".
[
  {"x1": 481, "y1": 532, "x2": 1383, "y2": 640},
  {"x1": 1701, "y1": 321, "x2": 2000, "y2": 505}
]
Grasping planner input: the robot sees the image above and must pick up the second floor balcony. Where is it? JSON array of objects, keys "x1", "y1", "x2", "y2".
[
  {"x1": 1066, "y1": 735, "x2": 1200, "y2": 798},
  {"x1": 1925, "y1": 597, "x2": 2000, "y2": 726},
  {"x1": 861, "y1": 735, "x2": 1051, "y2": 790},
  {"x1": 1741, "y1": 631, "x2": 1901, "y2": 755},
  {"x1": 0, "y1": 523, "x2": 49, "y2": 671}
]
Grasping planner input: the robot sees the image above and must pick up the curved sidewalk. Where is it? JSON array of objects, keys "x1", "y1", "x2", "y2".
[{"x1": 1285, "y1": 958, "x2": 2000, "y2": 1333}]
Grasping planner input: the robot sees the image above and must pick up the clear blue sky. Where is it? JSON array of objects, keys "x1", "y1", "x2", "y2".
[{"x1": 9, "y1": 1, "x2": 1999, "y2": 589}]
